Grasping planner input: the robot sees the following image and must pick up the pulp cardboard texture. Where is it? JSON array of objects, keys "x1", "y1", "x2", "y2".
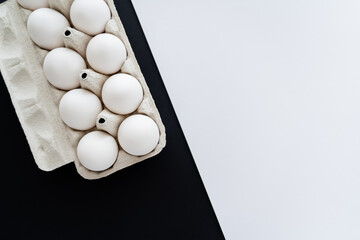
[{"x1": 0, "y1": 0, "x2": 166, "y2": 180}]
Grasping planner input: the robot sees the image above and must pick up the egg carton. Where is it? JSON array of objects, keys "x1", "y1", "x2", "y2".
[{"x1": 0, "y1": 0, "x2": 166, "y2": 179}]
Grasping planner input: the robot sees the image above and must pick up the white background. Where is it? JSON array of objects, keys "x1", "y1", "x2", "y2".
[{"x1": 132, "y1": 0, "x2": 360, "y2": 239}]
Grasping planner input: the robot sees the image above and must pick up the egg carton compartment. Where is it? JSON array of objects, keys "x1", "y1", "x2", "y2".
[{"x1": 0, "y1": 0, "x2": 166, "y2": 179}]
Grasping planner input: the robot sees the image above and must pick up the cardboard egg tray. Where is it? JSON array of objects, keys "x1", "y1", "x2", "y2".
[{"x1": 0, "y1": 0, "x2": 166, "y2": 179}]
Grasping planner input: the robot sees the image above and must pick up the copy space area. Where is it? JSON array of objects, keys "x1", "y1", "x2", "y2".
[{"x1": 133, "y1": 1, "x2": 360, "y2": 239}]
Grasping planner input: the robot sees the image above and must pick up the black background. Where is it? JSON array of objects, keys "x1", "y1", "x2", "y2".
[{"x1": 0, "y1": 0, "x2": 225, "y2": 239}]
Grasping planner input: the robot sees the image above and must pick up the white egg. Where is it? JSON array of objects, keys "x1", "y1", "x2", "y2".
[
  {"x1": 102, "y1": 74, "x2": 143, "y2": 115},
  {"x1": 27, "y1": 8, "x2": 70, "y2": 50},
  {"x1": 77, "y1": 131, "x2": 119, "y2": 171},
  {"x1": 17, "y1": 0, "x2": 49, "y2": 10},
  {"x1": 59, "y1": 89, "x2": 102, "y2": 131},
  {"x1": 118, "y1": 115, "x2": 160, "y2": 156},
  {"x1": 43, "y1": 48, "x2": 86, "y2": 90},
  {"x1": 86, "y1": 33, "x2": 127, "y2": 75},
  {"x1": 70, "y1": 0, "x2": 111, "y2": 36}
]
